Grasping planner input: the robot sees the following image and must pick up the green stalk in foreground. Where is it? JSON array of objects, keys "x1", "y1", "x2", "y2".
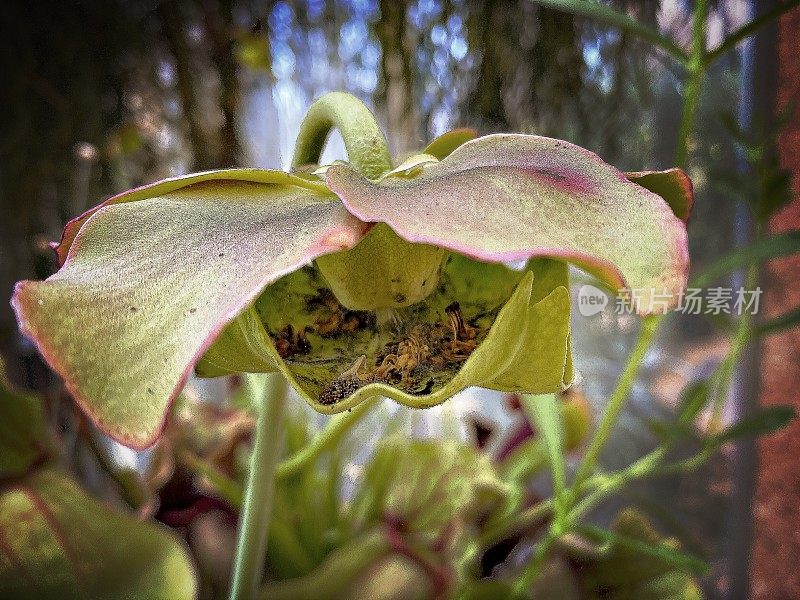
[
  {"x1": 573, "y1": 315, "x2": 661, "y2": 489},
  {"x1": 229, "y1": 374, "x2": 288, "y2": 600},
  {"x1": 230, "y1": 93, "x2": 391, "y2": 600},
  {"x1": 517, "y1": 4, "x2": 710, "y2": 591},
  {"x1": 570, "y1": 0, "x2": 707, "y2": 497},
  {"x1": 277, "y1": 397, "x2": 378, "y2": 479}
]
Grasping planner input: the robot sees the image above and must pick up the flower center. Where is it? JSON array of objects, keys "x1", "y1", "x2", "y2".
[{"x1": 256, "y1": 257, "x2": 522, "y2": 406}]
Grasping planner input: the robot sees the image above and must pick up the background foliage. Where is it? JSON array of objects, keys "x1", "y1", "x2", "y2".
[{"x1": 1, "y1": 1, "x2": 795, "y2": 598}]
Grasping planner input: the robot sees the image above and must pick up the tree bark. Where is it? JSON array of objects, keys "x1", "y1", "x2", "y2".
[
  {"x1": 376, "y1": 0, "x2": 419, "y2": 154},
  {"x1": 751, "y1": 5, "x2": 800, "y2": 599}
]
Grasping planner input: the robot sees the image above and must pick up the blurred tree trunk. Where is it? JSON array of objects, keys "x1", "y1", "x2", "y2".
[
  {"x1": 159, "y1": 0, "x2": 217, "y2": 170},
  {"x1": 376, "y1": 0, "x2": 419, "y2": 155},
  {"x1": 464, "y1": 0, "x2": 514, "y2": 131},
  {"x1": 526, "y1": 4, "x2": 584, "y2": 136},
  {"x1": 752, "y1": 5, "x2": 800, "y2": 599},
  {"x1": 203, "y1": 0, "x2": 242, "y2": 167},
  {"x1": 463, "y1": 0, "x2": 584, "y2": 136},
  {"x1": 159, "y1": 0, "x2": 243, "y2": 170},
  {"x1": 0, "y1": 0, "x2": 144, "y2": 385}
]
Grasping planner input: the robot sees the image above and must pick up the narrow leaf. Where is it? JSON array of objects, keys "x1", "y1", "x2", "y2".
[
  {"x1": 532, "y1": 0, "x2": 688, "y2": 62},
  {"x1": 571, "y1": 509, "x2": 705, "y2": 598},
  {"x1": 626, "y1": 168, "x2": 694, "y2": 222},
  {"x1": 705, "y1": 1, "x2": 800, "y2": 65},
  {"x1": 578, "y1": 523, "x2": 709, "y2": 575},
  {"x1": 690, "y1": 231, "x2": 800, "y2": 288},
  {"x1": 677, "y1": 379, "x2": 710, "y2": 426},
  {"x1": 422, "y1": 127, "x2": 478, "y2": 160},
  {"x1": 754, "y1": 305, "x2": 800, "y2": 336},
  {"x1": 712, "y1": 405, "x2": 795, "y2": 444}
]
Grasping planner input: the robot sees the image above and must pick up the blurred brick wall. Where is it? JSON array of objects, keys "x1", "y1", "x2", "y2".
[{"x1": 751, "y1": 7, "x2": 800, "y2": 599}]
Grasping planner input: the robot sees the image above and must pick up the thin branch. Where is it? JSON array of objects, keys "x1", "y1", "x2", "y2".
[
  {"x1": 705, "y1": 0, "x2": 800, "y2": 66},
  {"x1": 531, "y1": 0, "x2": 689, "y2": 64}
]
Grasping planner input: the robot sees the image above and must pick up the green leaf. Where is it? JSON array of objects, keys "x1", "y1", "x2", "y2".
[
  {"x1": 754, "y1": 305, "x2": 800, "y2": 337},
  {"x1": 690, "y1": 230, "x2": 800, "y2": 288},
  {"x1": 626, "y1": 169, "x2": 694, "y2": 222},
  {"x1": 571, "y1": 508, "x2": 705, "y2": 600},
  {"x1": 0, "y1": 360, "x2": 51, "y2": 478},
  {"x1": 712, "y1": 405, "x2": 795, "y2": 444},
  {"x1": 677, "y1": 380, "x2": 710, "y2": 426},
  {"x1": 13, "y1": 171, "x2": 365, "y2": 448},
  {"x1": 422, "y1": 127, "x2": 478, "y2": 160},
  {"x1": 195, "y1": 306, "x2": 279, "y2": 377},
  {"x1": 0, "y1": 469, "x2": 196, "y2": 599},
  {"x1": 327, "y1": 134, "x2": 689, "y2": 315},
  {"x1": 532, "y1": 0, "x2": 688, "y2": 63}
]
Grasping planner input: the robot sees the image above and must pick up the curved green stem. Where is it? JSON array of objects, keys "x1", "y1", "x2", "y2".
[
  {"x1": 292, "y1": 92, "x2": 392, "y2": 180},
  {"x1": 675, "y1": 0, "x2": 708, "y2": 168},
  {"x1": 277, "y1": 397, "x2": 378, "y2": 479},
  {"x1": 229, "y1": 373, "x2": 288, "y2": 600},
  {"x1": 533, "y1": 0, "x2": 689, "y2": 64},
  {"x1": 573, "y1": 315, "x2": 662, "y2": 489},
  {"x1": 257, "y1": 529, "x2": 389, "y2": 600},
  {"x1": 707, "y1": 261, "x2": 760, "y2": 433},
  {"x1": 704, "y1": 0, "x2": 800, "y2": 66},
  {"x1": 478, "y1": 500, "x2": 553, "y2": 549}
]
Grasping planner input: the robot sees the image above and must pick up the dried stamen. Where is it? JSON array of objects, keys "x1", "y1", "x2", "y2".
[
  {"x1": 318, "y1": 355, "x2": 381, "y2": 405},
  {"x1": 274, "y1": 324, "x2": 312, "y2": 358}
]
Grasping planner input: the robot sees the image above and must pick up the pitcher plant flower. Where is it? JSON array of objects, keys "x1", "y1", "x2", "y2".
[{"x1": 12, "y1": 92, "x2": 692, "y2": 449}]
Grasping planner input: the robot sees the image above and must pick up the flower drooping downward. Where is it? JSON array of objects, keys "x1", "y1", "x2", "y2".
[{"x1": 12, "y1": 92, "x2": 692, "y2": 448}]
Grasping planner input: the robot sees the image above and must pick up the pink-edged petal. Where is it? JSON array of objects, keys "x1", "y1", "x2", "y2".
[
  {"x1": 13, "y1": 173, "x2": 366, "y2": 448},
  {"x1": 52, "y1": 169, "x2": 329, "y2": 266},
  {"x1": 327, "y1": 134, "x2": 690, "y2": 314}
]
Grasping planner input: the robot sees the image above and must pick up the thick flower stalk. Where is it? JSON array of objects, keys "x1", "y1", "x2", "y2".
[{"x1": 12, "y1": 92, "x2": 692, "y2": 448}]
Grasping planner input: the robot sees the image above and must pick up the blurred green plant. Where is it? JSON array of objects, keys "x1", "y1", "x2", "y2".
[
  {"x1": 0, "y1": 359, "x2": 197, "y2": 600},
  {"x1": 4, "y1": 1, "x2": 800, "y2": 599}
]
